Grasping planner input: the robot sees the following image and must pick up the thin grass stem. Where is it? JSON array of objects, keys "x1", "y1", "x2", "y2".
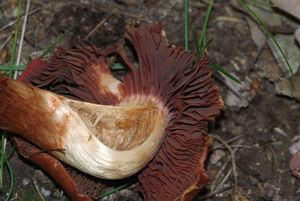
[
  {"x1": 0, "y1": 133, "x2": 7, "y2": 189},
  {"x1": 0, "y1": 0, "x2": 22, "y2": 194},
  {"x1": 184, "y1": 0, "x2": 189, "y2": 51},
  {"x1": 4, "y1": 158, "x2": 14, "y2": 201},
  {"x1": 39, "y1": 25, "x2": 75, "y2": 58},
  {"x1": 14, "y1": 0, "x2": 31, "y2": 79},
  {"x1": 209, "y1": 64, "x2": 241, "y2": 84},
  {"x1": 246, "y1": 0, "x2": 274, "y2": 9},
  {"x1": 99, "y1": 181, "x2": 135, "y2": 199},
  {"x1": 239, "y1": 0, "x2": 293, "y2": 75},
  {"x1": 198, "y1": 0, "x2": 215, "y2": 54},
  {"x1": 0, "y1": 64, "x2": 26, "y2": 71},
  {"x1": 9, "y1": 0, "x2": 22, "y2": 76}
]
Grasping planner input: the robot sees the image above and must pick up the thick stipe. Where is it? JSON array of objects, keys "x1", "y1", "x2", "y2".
[{"x1": 3, "y1": 23, "x2": 223, "y2": 201}]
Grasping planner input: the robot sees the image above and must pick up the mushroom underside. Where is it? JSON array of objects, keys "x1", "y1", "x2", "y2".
[{"x1": 0, "y1": 23, "x2": 223, "y2": 201}]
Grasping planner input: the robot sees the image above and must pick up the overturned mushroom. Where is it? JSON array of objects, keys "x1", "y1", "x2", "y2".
[
  {"x1": 0, "y1": 23, "x2": 223, "y2": 201},
  {"x1": 0, "y1": 77, "x2": 169, "y2": 179}
]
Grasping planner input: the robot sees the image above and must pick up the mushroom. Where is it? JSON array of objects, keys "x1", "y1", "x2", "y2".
[{"x1": 0, "y1": 23, "x2": 223, "y2": 200}]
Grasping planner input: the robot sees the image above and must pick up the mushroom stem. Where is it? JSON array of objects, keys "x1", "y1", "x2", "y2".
[
  {"x1": 0, "y1": 76, "x2": 169, "y2": 179},
  {"x1": 0, "y1": 76, "x2": 67, "y2": 150}
]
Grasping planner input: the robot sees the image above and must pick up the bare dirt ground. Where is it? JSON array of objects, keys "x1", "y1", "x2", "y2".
[{"x1": 1, "y1": 0, "x2": 300, "y2": 201}]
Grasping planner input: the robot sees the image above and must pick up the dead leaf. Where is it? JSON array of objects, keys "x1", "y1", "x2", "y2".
[
  {"x1": 231, "y1": 188, "x2": 250, "y2": 201},
  {"x1": 268, "y1": 34, "x2": 300, "y2": 77},
  {"x1": 224, "y1": 76, "x2": 250, "y2": 109},
  {"x1": 275, "y1": 73, "x2": 300, "y2": 102},
  {"x1": 246, "y1": 17, "x2": 266, "y2": 49},
  {"x1": 271, "y1": 0, "x2": 300, "y2": 21},
  {"x1": 0, "y1": 47, "x2": 8, "y2": 64},
  {"x1": 290, "y1": 150, "x2": 300, "y2": 179},
  {"x1": 295, "y1": 28, "x2": 300, "y2": 45},
  {"x1": 9, "y1": 0, "x2": 17, "y2": 7},
  {"x1": 258, "y1": 49, "x2": 282, "y2": 82},
  {"x1": 232, "y1": 0, "x2": 282, "y2": 27}
]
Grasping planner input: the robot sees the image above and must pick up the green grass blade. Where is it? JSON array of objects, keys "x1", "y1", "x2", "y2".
[
  {"x1": 39, "y1": 25, "x2": 75, "y2": 58},
  {"x1": 99, "y1": 181, "x2": 134, "y2": 199},
  {"x1": 0, "y1": 64, "x2": 26, "y2": 71},
  {"x1": 246, "y1": 0, "x2": 274, "y2": 9},
  {"x1": 192, "y1": 0, "x2": 240, "y2": 84},
  {"x1": 192, "y1": 27, "x2": 213, "y2": 57},
  {"x1": 0, "y1": 132, "x2": 7, "y2": 189},
  {"x1": 197, "y1": 0, "x2": 215, "y2": 54},
  {"x1": 0, "y1": 0, "x2": 21, "y2": 195},
  {"x1": 239, "y1": 0, "x2": 293, "y2": 76},
  {"x1": 192, "y1": 26, "x2": 201, "y2": 56},
  {"x1": 4, "y1": 158, "x2": 14, "y2": 201},
  {"x1": 209, "y1": 64, "x2": 241, "y2": 84},
  {"x1": 9, "y1": 0, "x2": 22, "y2": 77},
  {"x1": 184, "y1": 0, "x2": 189, "y2": 51}
]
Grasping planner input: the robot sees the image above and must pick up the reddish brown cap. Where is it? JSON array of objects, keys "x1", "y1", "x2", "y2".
[
  {"x1": 12, "y1": 23, "x2": 223, "y2": 201},
  {"x1": 123, "y1": 23, "x2": 222, "y2": 201}
]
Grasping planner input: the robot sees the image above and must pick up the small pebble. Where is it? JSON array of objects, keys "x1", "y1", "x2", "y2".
[
  {"x1": 209, "y1": 149, "x2": 226, "y2": 165},
  {"x1": 289, "y1": 141, "x2": 300, "y2": 155},
  {"x1": 41, "y1": 187, "x2": 51, "y2": 197},
  {"x1": 22, "y1": 178, "x2": 30, "y2": 186}
]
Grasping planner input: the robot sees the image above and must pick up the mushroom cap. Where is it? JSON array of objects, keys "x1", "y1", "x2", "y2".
[{"x1": 1, "y1": 23, "x2": 223, "y2": 201}]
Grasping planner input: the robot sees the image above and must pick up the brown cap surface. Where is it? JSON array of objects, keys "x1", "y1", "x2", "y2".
[{"x1": 10, "y1": 23, "x2": 223, "y2": 201}]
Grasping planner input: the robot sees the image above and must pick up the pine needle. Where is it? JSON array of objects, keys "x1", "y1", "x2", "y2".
[
  {"x1": 239, "y1": 0, "x2": 293, "y2": 76},
  {"x1": 184, "y1": 0, "x2": 189, "y2": 51},
  {"x1": 39, "y1": 25, "x2": 75, "y2": 58}
]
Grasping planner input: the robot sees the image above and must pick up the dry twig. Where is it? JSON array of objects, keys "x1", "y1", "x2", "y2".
[
  {"x1": 84, "y1": 10, "x2": 115, "y2": 41},
  {"x1": 211, "y1": 134, "x2": 240, "y2": 188},
  {"x1": 0, "y1": 8, "x2": 40, "y2": 32},
  {"x1": 209, "y1": 135, "x2": 246, "y2": 199},
  {"x1": 32, "y1": 178, "x2": 47, "y2": 201},
  {"x1": 14, "y1": 0, "x2": 31, "y2": 79},
  {"x1": 0, "y1": 33, "x2": 14, "y2": 53}
]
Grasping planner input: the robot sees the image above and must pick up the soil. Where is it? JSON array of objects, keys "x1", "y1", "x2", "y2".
[{"x1": 1, "y1": 0, "x2": 300, "y2": 201}]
